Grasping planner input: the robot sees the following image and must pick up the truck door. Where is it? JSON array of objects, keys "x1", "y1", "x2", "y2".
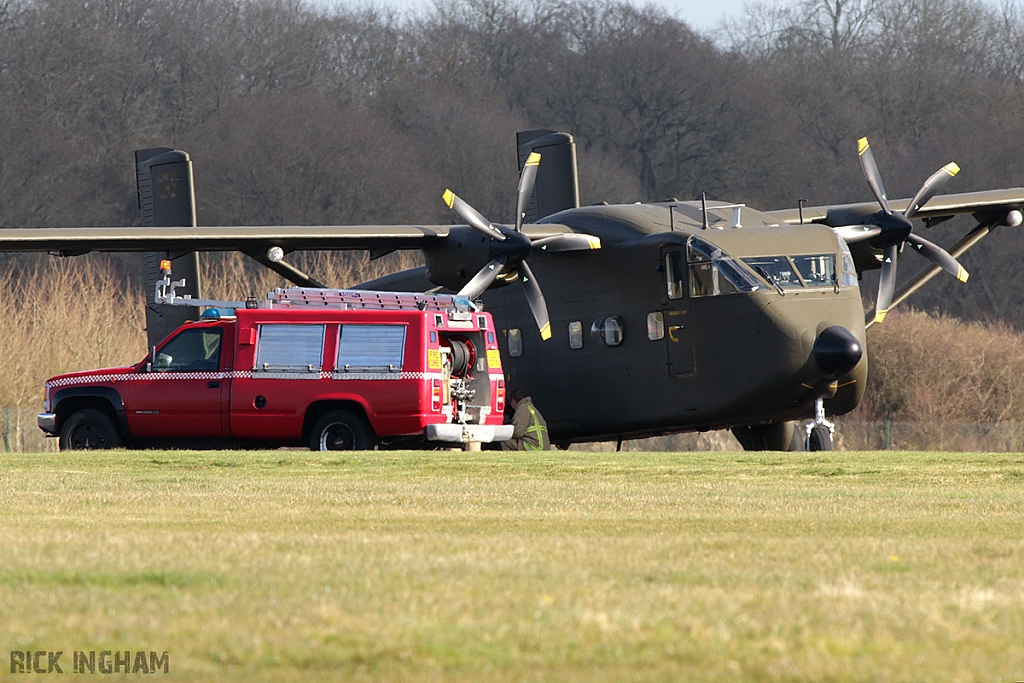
[{"x1": 126, "y1": 325, "x2": 230, "y2": 439}]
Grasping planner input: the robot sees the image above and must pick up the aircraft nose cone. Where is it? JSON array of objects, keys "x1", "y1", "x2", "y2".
[{"x1": 813, "y1": 326, "x2": 863, "y2": 378}]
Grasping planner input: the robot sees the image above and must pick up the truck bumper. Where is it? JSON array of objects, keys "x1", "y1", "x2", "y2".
[
  {"x1": 37, "y1": 413, "x2": 58, "y2": 436},
  {"x1": 426, "y1": 423, "x2": 514, "y2": 444}
]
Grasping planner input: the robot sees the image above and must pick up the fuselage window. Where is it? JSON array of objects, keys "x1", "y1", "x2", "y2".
[
  {"x1": 647, "y1": 312, "x2": 665, "y2": 341},
  {"x1": 507, "y1": 328, "x2": 523, "y2": 357},
  {"x1": 591, "y1": 316, "x2": 624, "y2": 346},
  {"x1": 686, "y1": 236, "x2": 761, "y2": 298},
  {"x1": 568, "y1": 321, "x2": 584, "y2": 349},
  {"x1": 743, "y1": 256, "x2": 805, "y2": 289}
]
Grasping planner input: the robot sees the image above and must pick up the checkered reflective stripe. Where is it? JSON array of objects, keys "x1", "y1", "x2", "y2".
[
  {"x1": 46, "y1": 369, "x2": 448, "y2": 389},
  {"x1": 332, "y1": 371, "x2": 445, "y2": 381},
  {"x1": 46, "y1": 371, "x2": 227, "y2": 389}
]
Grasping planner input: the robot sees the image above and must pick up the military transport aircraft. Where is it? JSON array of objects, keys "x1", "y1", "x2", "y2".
[{"x1": 1, "y1": 130, "x2": 1023, "y2": 451}]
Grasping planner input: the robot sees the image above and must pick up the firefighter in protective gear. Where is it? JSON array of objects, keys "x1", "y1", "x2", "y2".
[{"x1": 501, "y1": 389, "x2": 550, "y2": 450}]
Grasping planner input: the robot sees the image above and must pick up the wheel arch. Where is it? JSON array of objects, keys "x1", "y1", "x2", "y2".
[
  {"x1": 52, "y1": 387, "x2": 131, "y2": 442},
  {"x1": 302, "y1": 400, "x2": 374, "y2": 444}
]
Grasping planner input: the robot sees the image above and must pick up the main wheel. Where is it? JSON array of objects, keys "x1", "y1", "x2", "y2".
[
  {"x1": 808, "y1": 425, "x2": 834, "y2": 451},
  {"x1": 59, "y1": 409, "x2": 122, "y2": 450},
  {"x1": 309, "y1": 410, "x2": 375, "y2": 451}
]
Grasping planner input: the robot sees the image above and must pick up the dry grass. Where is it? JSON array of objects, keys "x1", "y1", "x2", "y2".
[
  {"x1": 1, "y1": 449, "x2": 1022, "y2": 682},
  {"x1": 856, "y1": 309, "x2": 1024, "y2": 424},
  {"x1": 0, "y1": 251, "x2": 420, "y2": 407},
  {"x1": 0, "y1": 257, "x2": 147, "y2": 408}
]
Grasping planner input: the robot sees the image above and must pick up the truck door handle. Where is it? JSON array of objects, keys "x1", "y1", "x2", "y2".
[{"x1": 207, "y1": 381, "x2": 221, "y2": 388}]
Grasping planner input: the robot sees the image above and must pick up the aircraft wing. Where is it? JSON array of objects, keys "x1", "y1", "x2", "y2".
[
  {"x1": 766, "y1": 187, "x2": 1024, "y2": 231},
  {"x1": 0, "y1": 223, "x2": 580, "y2": 254}
]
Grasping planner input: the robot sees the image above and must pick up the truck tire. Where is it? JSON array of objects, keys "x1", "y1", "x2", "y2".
[
  {"x1": 309, "y1": 409, "x2": 374, "y2": 451},
  {"x1": 59, "y1": 409, "x2": 122, "y2": 450}
]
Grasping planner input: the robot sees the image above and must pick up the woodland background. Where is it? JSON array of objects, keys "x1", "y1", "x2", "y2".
[{"x1": 3, "y1": 0, "x2": 1024, "y2": 446}]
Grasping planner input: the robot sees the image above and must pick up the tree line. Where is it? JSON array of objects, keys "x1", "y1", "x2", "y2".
[{"x1": 2, "y1": 0, "x2": 1024, "y2": 325}]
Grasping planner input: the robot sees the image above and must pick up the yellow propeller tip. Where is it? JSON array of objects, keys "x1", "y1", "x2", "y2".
[
  {"x1": 442, "y1": 189, "x2": 455, "y2": 208},
  {"x1": 539, "y1": 323, "x2": 551, "y2": 340},
  {"x1": 958, "y1": 268, "x2": 969, "y2": 283},
  {"x1": 945, "y1": 162, "x2": 961, "y2": 176},
  {"x1": 587, "y1": 236, "x2": 601, "y2": 249},
  {"x1": 874, "y1": 309, "x2": 888, "y2": 324},
  {"x1": 525, "y1": 152, "x2": 541, "y2": 166},
  {"x1": 858, "y1": 137, "x2": 870, "y2": 154}
]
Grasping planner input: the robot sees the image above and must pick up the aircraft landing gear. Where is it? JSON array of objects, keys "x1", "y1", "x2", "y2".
[{"x1": 805, "y1": 398, "x2": 835, "y2": 451}]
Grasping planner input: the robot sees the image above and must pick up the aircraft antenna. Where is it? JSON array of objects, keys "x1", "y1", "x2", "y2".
[
  {"x1": 701, "y1": 193, "x2": 709, "y2": 229},
  {"x1": 798, "y1": 198, "x2": 808, "y2": 225}
]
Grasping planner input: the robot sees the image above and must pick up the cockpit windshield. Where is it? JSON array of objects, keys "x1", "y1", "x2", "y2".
[
  {"x1": 665, "y1": 236, "x2": 857, "y2": 299},
  {"x1": 744, "y1": 252, "x2": 856, "y2": 290},
  {"x1": 742, "y1": 256, "x2": 805, "y2": 289}
]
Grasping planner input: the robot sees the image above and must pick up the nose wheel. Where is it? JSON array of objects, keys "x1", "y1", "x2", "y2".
[{"x1": 805, "y1": 398, "x2": 835, "y2": 451}]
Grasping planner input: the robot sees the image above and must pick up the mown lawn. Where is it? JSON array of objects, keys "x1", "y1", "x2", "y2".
[{"x1": 1, "y1": 449, "x2": 1022, "y2": 682}]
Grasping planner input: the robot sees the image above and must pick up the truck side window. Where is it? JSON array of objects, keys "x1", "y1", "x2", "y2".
[
  {"x1": 336, "y1": 324, "x2": 406, "y2": 372},
  {"x1": 254, "y1": 324, "x2": 325, "y2": 374},
  {"x1": 153, "y1": 328, "x2": 222, "y2": 372}
]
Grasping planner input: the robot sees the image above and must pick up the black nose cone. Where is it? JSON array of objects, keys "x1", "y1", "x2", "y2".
[{"x1": 813, "y1": 326, "x2": 863, "y2": 378}]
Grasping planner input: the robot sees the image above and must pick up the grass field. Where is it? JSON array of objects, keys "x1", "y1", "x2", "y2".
[{"x1": 1, "y1": 449, "x2": 1022, "y2": 682}]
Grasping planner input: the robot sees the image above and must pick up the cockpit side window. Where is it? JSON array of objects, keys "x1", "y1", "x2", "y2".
[
  {"x1": 685, "y1": 236, "x2": 761, "y2": 298},
  {"x1": 665, "y1": 250, "x2": 686, "y2": 300},
  {"x1": 837, "y1": 238, "x2": 858, "y2": 286}
]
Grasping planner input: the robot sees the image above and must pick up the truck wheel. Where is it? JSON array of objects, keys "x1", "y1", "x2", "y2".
[
  {"x1": 59, "y1": 409, "x2": 122, "y2": 450},
  {"x1": 309, "y1": 410, "x2": 374, "y2": 451}
]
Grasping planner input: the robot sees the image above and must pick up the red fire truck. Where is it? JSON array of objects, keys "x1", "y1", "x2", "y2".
[{"x1": 38, "y1": 277, "x2": 512, "y2": 450}]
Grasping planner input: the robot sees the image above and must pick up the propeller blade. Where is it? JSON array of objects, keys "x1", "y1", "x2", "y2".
[
  {"x1": 518, "y1": 260, "x2": 551, "y2": 340},
  {"x1": 457, "y1": 255, "x2": 508, "y2": 300},
  {"x1": 532, "y1": 233, "x2": 602, "y2": 252},
  {"x1": 443, "y1": 189, "x2": 507, "y2": 241},
  {"x1": 515, "y1": 152, "x2": 541, "y2": 233},
  {"x1": 857, "y1": 137, "x2": 893, "y2": 215},
  {"x1": 903, "y1": 162, "x2": 960, "y2": 221},
  {"x1": 906, "y1": 233, "x2": 968, "y2": 282},
  {"x1": 873, "y1": 243, "x2": 899, "y2": 324}
]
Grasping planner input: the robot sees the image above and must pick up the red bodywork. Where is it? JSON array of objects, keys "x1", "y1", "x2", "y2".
[{"x1": 42, "y1": 307, "x2": 506, "y2": 446}]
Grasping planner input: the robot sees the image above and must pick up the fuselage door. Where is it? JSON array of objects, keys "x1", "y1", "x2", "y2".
[{"x1": 661, "y1": 248, "x2": 695, "y2": 377}]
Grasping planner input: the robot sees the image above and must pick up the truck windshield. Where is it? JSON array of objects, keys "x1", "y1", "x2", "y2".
[{"x1": 153, "y1": 328, "x2": 222, "y2": 372}]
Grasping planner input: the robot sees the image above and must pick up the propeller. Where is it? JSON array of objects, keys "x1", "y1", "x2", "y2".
[
  {"x1": 442, "y1": 151, "x2": 600, "y2": 340},
  {"x1": 857, "y1": 137, "x2": 967, "y2": 324}
]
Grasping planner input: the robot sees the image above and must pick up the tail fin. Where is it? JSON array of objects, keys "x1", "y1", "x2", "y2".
[
  {"x1": 516, "y1": 130, "x2": 579, "y2": 223},
  {"x1": 136, "y1": 148, "x2": 202, "y2": 348}
]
